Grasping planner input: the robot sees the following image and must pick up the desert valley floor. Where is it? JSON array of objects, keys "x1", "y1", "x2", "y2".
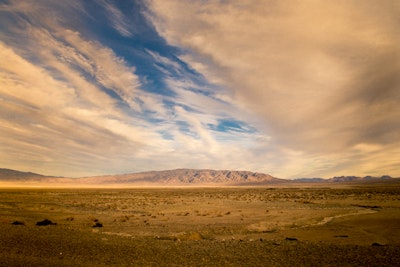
[{"x1": 1, "y1": 184, "x2": 400, "y2": 266}]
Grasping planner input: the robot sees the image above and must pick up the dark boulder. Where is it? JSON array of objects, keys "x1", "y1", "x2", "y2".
[
  {"x1": 36, "y1": 219, "x2": 56, "y2": 226},
  {"x1": 92, "y1": 222, "x2": 103, "y2": 227},
  {"x1": 372, "y1": 242, "x2": 386, "y2": 246}
]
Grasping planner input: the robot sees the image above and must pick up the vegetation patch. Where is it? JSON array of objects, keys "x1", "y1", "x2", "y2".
[{"x1": 36, "y1": 219, "x2": 56, "y2": 226}]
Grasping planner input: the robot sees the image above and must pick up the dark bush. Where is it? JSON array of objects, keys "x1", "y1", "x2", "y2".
[
  {"x1": 92, "y1": 222, "x2": 103, "y2": 227},
  {"x1": 36, "y1": 219, "x2": 56, "y2": 226}
]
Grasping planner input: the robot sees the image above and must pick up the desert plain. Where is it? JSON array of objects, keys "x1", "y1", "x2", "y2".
[{"x1": 1, "y1": 183, "x2": 400, "y2": 266}]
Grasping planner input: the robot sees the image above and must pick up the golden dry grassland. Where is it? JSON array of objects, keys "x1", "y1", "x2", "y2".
[{"x1": 1, "y1": 185, "x2": 400, "y2": 266}]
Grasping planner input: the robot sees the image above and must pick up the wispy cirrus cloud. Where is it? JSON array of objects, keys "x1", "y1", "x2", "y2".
[
  {"x1": 0, "y1": 0, "x2": 161, "y2": 176},
  {"x1": 0, "y1": 0, "x2": 264, "y2": 177},
  {"x1": 0, "y1": 39, "x2": 151, "y2": 176},
  {"x1": 98, "y1": 0, "x2": 134, "y2": 37},
  {"x1": 145, "y1": 0, "x2": 400, "y2": 178},
  {"x1": 2, "y1": 0, "x2": 398, "y2": 178}
]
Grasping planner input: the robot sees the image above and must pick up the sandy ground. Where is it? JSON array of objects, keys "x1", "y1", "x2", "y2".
[{"x1": 0, "y1": 185, "x2": 400, "y2": 266}]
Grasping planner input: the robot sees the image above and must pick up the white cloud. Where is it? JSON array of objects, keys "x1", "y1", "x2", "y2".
[
  {"x1": 0, "y1": 41, "x2": 76, "y2": 109},
  {"x1": 50, "y1": 29, "x2": 142, "y2": 111},
  {"x1": 145, "y1": 0, "x2": 400, "y2": 177},
  {"x1": 0, "y1": 4, "x2": 261, "y2": 177},
  {"x1": 99, "y1": 0, "x2": 133, "y2": 37},
  {"x1": 0, "y1": 37, "x2": 155, "y2": 176},
  {"x1": 146, "y1": 49, "x2": 183, "y2": 74},
  {"x1": 1, "y1": 0, "x2": 398, "y2": 178}
]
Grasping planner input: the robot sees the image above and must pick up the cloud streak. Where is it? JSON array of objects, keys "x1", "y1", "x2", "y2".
[
  {"x1": 99, "y1": 0, "x2": 134, "y2": 37},
  {"x1": 0, "y1": 0, "x2": 265, "y2": 177},
  {"x1": 0, "y1": 39, "x2": 146, "y2": 176},
  {"x1": 145, "y1": 0, "x2": 400, "y2": 177},
  {"x1": 1, "y1": 0, "x2": 399, "y2": 178}
]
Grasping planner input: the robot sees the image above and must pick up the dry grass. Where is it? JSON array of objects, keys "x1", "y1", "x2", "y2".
[{"x1": 1, "y1": 185, "x2": 400, "y2": 266}]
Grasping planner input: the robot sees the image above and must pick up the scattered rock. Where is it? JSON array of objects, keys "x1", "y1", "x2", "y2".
[
  {"x1": 334, "y1": 235, "x2": 348, "y2": 238},
  {"x1": 92, "y1": 222, "x2": 103, "y2": 228},
  {"x1": 372, "y1": 242, "x2": 386, "y2": 247},
  {"x1": 285, "y1": 237, "x2": 298, "y2": 241},
  {"x1": 36, "y1": 219, "x2": 56, "y2": 226},
  {"x1": 11, "y1": 220, "x2": 25, "y2": 225}
]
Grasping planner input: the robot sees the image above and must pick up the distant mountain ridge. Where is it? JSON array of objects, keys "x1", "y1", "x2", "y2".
[
  {"x1": 0, "y1": 168, "x2": 397, "y2": 186},
  {"x1": 0, "y1": 168, "x2": 284, "y2": 186},
  {"x1": 79, "y1": 169, "x2": 285, "y2": 186},
  {"x1": 0, "y1": 168, "x2": 45, "y2": 181},
  {"x1": 294, "y1": 175, "x2": 393, "y2": 183}
]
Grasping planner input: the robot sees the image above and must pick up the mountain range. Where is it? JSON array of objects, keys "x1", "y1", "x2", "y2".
[{"x1": 0, "y1": 168, "x2": 397, "y2": 187}]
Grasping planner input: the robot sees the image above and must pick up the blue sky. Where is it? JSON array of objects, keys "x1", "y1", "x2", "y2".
[{"x1": 1, "y1": 0, "x2": 399, "y2": 178}]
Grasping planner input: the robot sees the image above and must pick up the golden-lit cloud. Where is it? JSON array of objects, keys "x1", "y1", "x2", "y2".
[
  {"x1": 0, "y1": 0, "x2": 263, "y2": 177},
  {"x1": 0, "y1": 40, "x2": 147, "y2": 176},
  {"x1": 1, "y1": 0, "x2": 399, "y2": 178},
  {"x1": 146, "y1": 0, "x2": 400, "y2": 177}
]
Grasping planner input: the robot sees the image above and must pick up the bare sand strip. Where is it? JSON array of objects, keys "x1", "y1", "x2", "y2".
[{"x1": 302, "y1": 208, "x2": 378, "y2": 227}]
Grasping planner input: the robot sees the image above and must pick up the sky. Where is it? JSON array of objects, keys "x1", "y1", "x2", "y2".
[{"x1": 0, "y1": 0, "x2": 399, "y2": 179}]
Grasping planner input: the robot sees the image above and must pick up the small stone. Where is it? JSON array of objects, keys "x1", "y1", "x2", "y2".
[{"x1": 12, "y1": 221, "x2": 25, "y2": 225}]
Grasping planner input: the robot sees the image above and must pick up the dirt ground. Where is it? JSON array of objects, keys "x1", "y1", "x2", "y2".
[{"x1": 1, "y1": 184, "x2": 400, "y2": 266}]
